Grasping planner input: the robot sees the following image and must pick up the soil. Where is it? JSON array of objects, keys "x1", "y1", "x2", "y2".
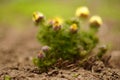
[{"x1": 0, "y1": 26, "x2": 120, "y2": 80}]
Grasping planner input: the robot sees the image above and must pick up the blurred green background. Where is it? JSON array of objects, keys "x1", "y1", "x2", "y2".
[
  {"x1": 0, "y1": 0, "x2": 120, "y2": 49},
  {"x1": 0, "y1": 0, "x2": 120, "y2": 26}
]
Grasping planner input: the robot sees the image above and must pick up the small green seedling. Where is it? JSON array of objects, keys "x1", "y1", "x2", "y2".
[{"x1": 4, "y1": 75, "x2": 11, "y2": 80}]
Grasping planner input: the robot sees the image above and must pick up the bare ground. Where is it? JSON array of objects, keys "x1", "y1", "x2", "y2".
[{"x1": 0, "y1": 25, "x2": 120, "y2": 80}]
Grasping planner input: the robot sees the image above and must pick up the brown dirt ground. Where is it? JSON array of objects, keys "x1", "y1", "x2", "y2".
[{"x1": 0, "y1": 26, "x2": 120, "y2": 80}]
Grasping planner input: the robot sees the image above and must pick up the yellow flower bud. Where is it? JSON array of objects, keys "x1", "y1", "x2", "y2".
[
  {"x1": 50, "y1": 17, "x2": 63, "y2": 31},
  {"x1": 89, "y1": 16, "x2": 103, "y2": 27},
  {"x1": 75, "y1": 6, "x2": 90, "y2": 18},
  {"x1": 70, "y1": 23, "x2": 78, "y2": 33},
  {"x1": 54, "y1": 17, "x2": 63, "y2": 24},
  {"x1": 53, "y1": 21, "x2": 62, "y2": 31},
  {"x1": 32, "y1": 11, "x2": 44, "y2": 24}
]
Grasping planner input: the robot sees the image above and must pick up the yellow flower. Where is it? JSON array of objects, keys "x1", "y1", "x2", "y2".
[
  {"x1": 48, "y1": 17, "x2": 63, "y2": 31},
  {"x1": 75, "y1": 6, "x2": 90, "y2": 18},
  {"x1": 32, "y1": 11, "x2": 44, "y2": 23},
  {"x1": 53, "y1": 17, "x2": 63, "y2": 24},
  {"x1": 48, "y1": 17, "x2": 63, "y2": 25},
  {"x1": 89, "y1": 16, "x2": 103, "y2": 27},
  {"x1": 53, "y1": 21, "x2": 62, "y2": 31},
  {"x1": 70, "y1": 23, "x2": 78, "y2": 33}
]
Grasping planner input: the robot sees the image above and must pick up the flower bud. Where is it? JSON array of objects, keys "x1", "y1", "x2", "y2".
[
  {"x1": 75, "y1": 6, "x2": 90, "y2": 18},
  {"x1": 70, "y1": 23, "x2": 78, "y2": 33},
  {"x1": 53, "y1": 21, "x2": 62, "y2": 31},
  {"x1": 47, "y1": 19, "x2": 54, "y2": 25},
  {"x1": 37, "y1": 51, "x2": 45, "y2": 59},
  {"x1": 99, "y1": 45, "x2": 107, "y2": 52},
  {"x1": 50, "y1": 17, "x2": 63, "y2": 31},
  {"x1": 48, "y1": 17, "x2": 63, "y2": 25},
  {"x1": 97, "y1": 45, "x2": 108, "y2": 58},
  {"x1": 89, "y1": 16, "x2": 103, "y2": 28},
  {"x1": 54, "y1": 17, "x2": 63, "y2": 24},
  {"x1": 80, "y1": 50, "x2": 87, "y2": 57},
  {"x1": 32, "y1": 11, "x2": 44, "y2": 24},
  {"x1": 41, "y1": 46, "x2": 50, "y2": 52}
]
